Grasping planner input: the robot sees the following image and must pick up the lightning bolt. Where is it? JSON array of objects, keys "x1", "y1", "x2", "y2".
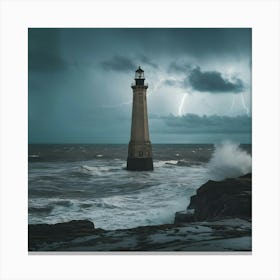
[
  {"x1": 229, "y1": 95, "x2": 235, "y2": 113},
  {"x1": 178, "y1": 93, "x2": 187, "y2": 116},
  {"x1": 240, "y1": 93, "x2": 249, "y2": 116}
]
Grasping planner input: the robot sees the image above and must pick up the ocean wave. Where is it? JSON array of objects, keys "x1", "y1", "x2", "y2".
[
  {"x1": 29, "y1": 199, "x2": 74, "y2": 210},
  {"x1": 78, "y1": 165, "x2": 121, "y2": 176},
  {"x1": 28, "y1": 143, "x2": 251, "y2": 229},
  {"x1": 28, "y1": 205, "x2": 54, "y2": 214},
  {"x1": 177, "y1": 160, "x2": 202, "y2": 167},
  {"x1": 153, "y1": 160, "x2": 178, "y2": 168},
  {"x1": 154, "y1": 159, "x2": 202, "y2": 168},
  {"x1": 78, "y1": 202, "x2": 93, "y2": 209},
  {"x1": 53, "y1": 200, "x2": 73, "y2": 207},
  {"x1": 93, "y1": 201, "x2": 121, "y2": 209},
  {"x1": 81, "y1": 165, "x2": 114, "y2": 172}
]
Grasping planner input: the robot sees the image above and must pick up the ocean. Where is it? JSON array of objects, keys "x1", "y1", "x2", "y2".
[{"x1": 28, "y1": 143, "x2": 252, "y2": 230}]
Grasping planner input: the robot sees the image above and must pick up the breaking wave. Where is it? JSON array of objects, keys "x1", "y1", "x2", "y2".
[
  {"x1": 207, "y1": 142, "x2": 252, "y2": 180},
  {"x1": 79, "y1": 165, "x2": 120, "y2": 176},
  {"x1": 153, "y1": 160, "x2": 178, "y2": 167},
  {"x1": 29, "y1": 144, "x2": 251, "y2": 229}
]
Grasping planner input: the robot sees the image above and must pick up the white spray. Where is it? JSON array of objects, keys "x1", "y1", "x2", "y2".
[{"x1": 207, "y1": 142, "x2": 252, "y2": 180}]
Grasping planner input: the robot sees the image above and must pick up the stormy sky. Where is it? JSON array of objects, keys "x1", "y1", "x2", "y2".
[{"x1": 28, "y1": 28, "x2": 252, "y2": 144}]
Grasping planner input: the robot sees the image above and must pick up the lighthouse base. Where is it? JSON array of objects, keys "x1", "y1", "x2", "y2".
[{"x1": 126, "y1": 157, "x2": 154, "y2": 171}]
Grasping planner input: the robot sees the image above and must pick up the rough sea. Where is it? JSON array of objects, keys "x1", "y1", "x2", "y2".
[{"x1": 28, "y1": 143, "x2": 252, "y2": 230}]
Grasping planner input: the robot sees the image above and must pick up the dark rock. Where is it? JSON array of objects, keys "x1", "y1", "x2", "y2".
[
  {"x1": 174, "y1": 210, "x2": 195, "y2": 223},
  {"x1": 29, "y1": 220, "x2": 96, "y2": 250},
  {"x1": 29, "y1": 218, "x2": 252, "y2": 251},
  {"x1": 175, "y1": 173, "x2": 251, "y2": 223}
]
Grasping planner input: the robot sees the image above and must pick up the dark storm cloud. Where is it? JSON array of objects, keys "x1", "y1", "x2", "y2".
[
  {"x1": 28, "y1": 29, "x2": 67, "y2": 72},
  {"x1": 162, "y1": 114, "x2": 251, "y2": 133},
  {"x1": 165, "y1": 64, "x2": 245, "y2": 93},
  {"x1": 187, "y1": 67, "x2": 244, "y2": 93},
  {"x1": 138, "y1": 28, "x2": 251, "y2": 58},
  {"x1": 101, "y1": 54, "x2": 158, "y2": 72},
  {"x1": 168, "y1": 62, "x2": 192, "y2": 73},
  {"x1": 178, "y1": 28, "x2": 251, "y2": 58},
  {"x1": 110, "y1": 28, "x2": 251, "y2": 59},
  {"x1": 101, "y1": 55, "x2": 136, "y2": 72},
  {"x1": 138, "y1": 55, "x2": 158, "y2": 69},
  {"x1": 28, "y1": 28, "x2": 251, "y2": 74},
  {"x1": 163, "y1": 79, "x2": 182, "y2": 87}
]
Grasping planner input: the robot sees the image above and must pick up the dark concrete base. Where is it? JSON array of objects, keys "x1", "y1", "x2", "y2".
[{"x1": 127, "y1": 157, "x2": 154, "y2": 171}]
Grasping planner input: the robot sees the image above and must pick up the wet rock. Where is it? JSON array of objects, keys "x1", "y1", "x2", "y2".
[
  {"x1": 29, "y1": 218, "x2": 251, "y2": 252},
  {"x1": 175, "y1": 173, "x2": 251, "y2": 224},
  {"x1": 28, "y1": 220, "x2": 96, "y2": 250},
  {"x1": 174, "y1": 210, "x2": 195, "y2": 223}
]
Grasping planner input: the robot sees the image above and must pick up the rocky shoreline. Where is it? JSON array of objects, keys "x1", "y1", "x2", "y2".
[
  {"x1": 175, "y1": 173, "x2": 251, "y2": 223},
  {"x1": 29, "y1": 174, "x2": 251, "y2": 252}
]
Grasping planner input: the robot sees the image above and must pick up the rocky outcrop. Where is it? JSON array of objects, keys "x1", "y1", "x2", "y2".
[
  {"x1": 28, "y1": 220, "x2": 98, "y2": 250},
  {"x1": 29, "y1": 218, "x2": 251, "y2": 251},
  {"x1": 28, "y1": 174, "x2": 252, "y2": 252},
  {"x1": 175, "y1": 173, "x2": 251, "y2": 223}
]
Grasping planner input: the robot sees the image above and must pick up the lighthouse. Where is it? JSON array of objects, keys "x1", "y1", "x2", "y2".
[{"x1": 127, "y1": 67, "x2": 154, "y2": 171}]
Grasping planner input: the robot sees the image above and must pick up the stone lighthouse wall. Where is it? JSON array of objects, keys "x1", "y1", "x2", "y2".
[
  {"x1": 127, "y1": 83, "x2": 153, "y2": 171},
  {"x1": 131, "y1": 86, "x2": 149, "y2": 139}
]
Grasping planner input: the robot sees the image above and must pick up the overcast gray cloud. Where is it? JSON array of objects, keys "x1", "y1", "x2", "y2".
[
  {"x1": 138, "y1": 55, "x2": 158, "y2": 69},
  {"x1": 118, "y1": 28, "x2": 251, "y2": 58},
  {"x1": 101, "y1": 55, "x2": 136, "y2": 72},
  {"x1": 163, "y1": 79, "x2": 181, "y2": 87},
  {"x1": 168, "y1": 62, "x2": 192, "y2": 73},
  {"x1": 101, "y1": 54, "x2": 158, "y2": 72},
  {"x1": 28, "y1": 29, "x2": 67, "y2": 72}
]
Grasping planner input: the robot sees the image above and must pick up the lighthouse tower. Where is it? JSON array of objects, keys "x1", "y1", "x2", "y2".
[{"x1": 127, "y1": 67, "x2": 154, "y2": 171}]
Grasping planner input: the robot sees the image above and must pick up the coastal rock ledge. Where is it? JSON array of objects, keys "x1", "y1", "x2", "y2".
[
  {"x1": 29, "y1": 220, "x2": 97, "y2": 250},
  {"x1": 29, "y1": 174, "x2": 252, "y2": 252},
  {"x1": 175, "y1": 173, "x2": 252, "y2": 223}
]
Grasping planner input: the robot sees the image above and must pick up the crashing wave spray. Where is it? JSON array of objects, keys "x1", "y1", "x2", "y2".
[
  {"x1": 207, "y1": 141, "x2": 252, "y2": 180},
  {"x1": 178, "y1": 93, "x2": 187, "y2": 116}
]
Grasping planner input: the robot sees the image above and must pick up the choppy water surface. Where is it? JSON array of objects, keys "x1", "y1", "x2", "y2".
[{"x1": 28, "y1": 144, "x2": 251, "y2": 230}]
